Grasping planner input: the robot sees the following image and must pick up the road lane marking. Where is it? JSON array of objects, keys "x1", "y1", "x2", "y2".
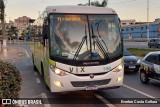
[
  {"x1": 20, "y1": 48, "x2": 30, "y2": 58},
  {"x1": 123, "y1": 84, "x2": 160, "y2": 103},
  {"x1": 41, "y1": 93, "x2": 51, "y2": 107},
  {"x1": 123, "y1": 84, "x2": 155, "y2": 98},
  {"x1": 30, "y1": 94, "x2": 42, "y2": 98},
  {"x1": 36, "y1": 78, "x2": 41, "y2": 83},
  {"x1": 18, "y1": 104, "x2": 28, "y2": 107},
  {"x1": 94, "y1": 93, "x2": 115, "y2": 107}
]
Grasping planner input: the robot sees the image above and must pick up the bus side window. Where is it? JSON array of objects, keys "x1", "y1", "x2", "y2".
[
  {"x1": 42, "y1": 23, "x2": 49, "y2": 45},
  {"x1": 42, "y1": 12, "x2": 49, "y2": 46}
]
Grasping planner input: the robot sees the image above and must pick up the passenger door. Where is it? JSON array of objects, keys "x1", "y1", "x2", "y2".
[{"x1": 42, "y1": 12, "x2": 50, "y2": 87}]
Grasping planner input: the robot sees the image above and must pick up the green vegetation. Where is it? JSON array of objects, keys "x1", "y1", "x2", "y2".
[
  {"x1": 78, "y1": 0, "x2": 108, "y2": 7},
  {"x1": 0, "y1": 60, "x2": 21, "y2": 106},
  {"x1": 127, "y1": 48, "x2": 159, "y2": 57},
  {"x1": 6, "y1": 26, "x2": 19, "y2": 40}
]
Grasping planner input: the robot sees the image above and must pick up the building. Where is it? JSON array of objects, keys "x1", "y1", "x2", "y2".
[
  {"x1": 122, "y1": 22, "x2": 160, "y2": 39},
  {"x1": 14, "y1": 16, "x2": 30, "y2": 34},
  {"x1": 121, "y1": 19, "x2": 136, "y2": 26}
]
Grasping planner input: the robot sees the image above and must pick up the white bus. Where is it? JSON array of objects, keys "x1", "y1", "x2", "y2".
[{"x1": 31, "y1": 6, "x2": 124, "y2": 93}]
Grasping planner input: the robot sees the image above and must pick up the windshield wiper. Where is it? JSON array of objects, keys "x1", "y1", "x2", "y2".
[
  {"x1": 91, "y1": 25, "x2": 110, "y2": 61},
  {"x1": 73, "y1": 25, "x2": 88, "y2": 60},
  {"x1": 95, "y1": 20, "x2": 109, "y2": 52}
]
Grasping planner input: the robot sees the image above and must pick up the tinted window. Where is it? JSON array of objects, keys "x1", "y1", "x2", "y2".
[
  {"x1": 145, "y1": 54, "x2": 157, "y2": 63},
  {"x1": 150, "y1": 39, "x2": 155, "y2": 42},
  {"x1": 145, "y1": 54, "x2": 160, "y2": 65},
  {"x1": 123, "y1": 49, "x2": 132, "y2": 56},
  {"x1": 156, "y1": 54, "x2": 160, "y2": 65}
]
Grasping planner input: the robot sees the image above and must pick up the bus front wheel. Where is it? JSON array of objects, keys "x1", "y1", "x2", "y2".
[
  {"x1": 41, "y1": 63, "x2": 50, "y2": 91},
  {"x1": 32, "y1": 55, "x2": 38, "y2": 71}
]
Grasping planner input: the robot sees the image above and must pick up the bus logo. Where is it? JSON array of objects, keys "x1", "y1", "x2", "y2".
[{"x1": 90, "y1": 74, "x2": 94, "y2": 79}]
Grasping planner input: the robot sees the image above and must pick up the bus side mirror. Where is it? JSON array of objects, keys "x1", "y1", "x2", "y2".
[
  {"x1": 43, "y1": 35, "x2": 48, "y2": 39},
  {"x1": 118, "y1": 17, "x2": 121, "y2": 23},
  {"x1": 42, "y1": 25, "x2": 49, "y2": 39}
]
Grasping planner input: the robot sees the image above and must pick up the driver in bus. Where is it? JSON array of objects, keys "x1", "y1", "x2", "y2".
[{"x1": 54, "y1": 21, "x2": 79, "y2": 54}]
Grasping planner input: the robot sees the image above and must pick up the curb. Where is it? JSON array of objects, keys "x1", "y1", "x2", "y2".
[{"x1": 0, "y1": 48, "x2": 26, "y2": 62}]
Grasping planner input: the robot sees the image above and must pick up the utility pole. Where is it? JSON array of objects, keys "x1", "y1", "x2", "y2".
[
  {"x1": 0, "y1": 0, "x2": 7, "y2": 52},
  {"x1": 147, "y1": 0, "x2": 149, "y2": 40},
  {"x1": 88, "y1": 0, "x2": 90, "y2": 6}
]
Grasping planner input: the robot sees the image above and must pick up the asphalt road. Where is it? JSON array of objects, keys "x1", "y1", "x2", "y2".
[
  {"x1": 124, "y1": 42, "x2": 148, "y2": 49},
  {"x1": 124, "y1": 41, "x2": 160, "y2": 50},
  {"x1": 11, "y1": 42, "x2": 160, "y2": 107}
]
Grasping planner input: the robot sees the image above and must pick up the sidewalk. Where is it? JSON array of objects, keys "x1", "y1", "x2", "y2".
[{"x1": 0, "y1": 45, "x2": 25, "y2": 62}]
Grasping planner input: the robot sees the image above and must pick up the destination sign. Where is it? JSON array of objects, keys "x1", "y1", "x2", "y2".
[{"x1": 57, "y1": 16, "x2": 81, "y2": 22}]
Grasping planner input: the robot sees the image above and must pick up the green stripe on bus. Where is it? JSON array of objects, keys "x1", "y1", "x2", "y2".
[
  {"x1": 121, "y1": 57, "x2": 124, "y2": 62},
  {"x1": 49, "y1": 59, "x2": 56, "y2": 66}
]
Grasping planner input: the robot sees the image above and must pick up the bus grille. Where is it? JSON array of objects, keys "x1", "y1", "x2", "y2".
[{"x1": 71, "y1": 79, "x2": 111, "y2": 87}]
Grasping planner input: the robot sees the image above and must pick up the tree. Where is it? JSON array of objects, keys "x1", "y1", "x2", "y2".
[
  {"x1": 0, "y1": 0, "x2": 7, "y2": 50},
  {"x1": 7, "y1": 26, "x2": 19, "y2": 40},
  {"x1": 78, "y1": 0, "x2": 108, "y2": 7},
  {"x1": 21, "y1": 29, "x2": 27, "y2": 38},
  {"x1": 91, "y1": 0, "x2": 108, "y2": 7},
  {"x1": 0, "y1": 30, "x2": 2, "y2": 41}
]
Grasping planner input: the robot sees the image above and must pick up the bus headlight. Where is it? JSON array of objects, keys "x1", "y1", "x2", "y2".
[
  {"x1": 55, "y1": 68, "x2": 61, "y2": 74},
  {"x1": 112, "y1": 63, "x2": 123, "y2": 72},
  {"x1": 54, "y1": 81, "x2": 63, "y2": 87},
  {"x1": 50, "y1": 65, "x2": 67, "y2": 76}
]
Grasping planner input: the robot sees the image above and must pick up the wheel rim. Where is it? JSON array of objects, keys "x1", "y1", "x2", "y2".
[{"x1": 141, "y1": 72, "x2": 146, "y2": 82}]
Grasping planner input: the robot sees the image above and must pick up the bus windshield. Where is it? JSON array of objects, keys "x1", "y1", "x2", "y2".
[{"x1": 50, "y1": 14, "x2": 122, "y2": 61}]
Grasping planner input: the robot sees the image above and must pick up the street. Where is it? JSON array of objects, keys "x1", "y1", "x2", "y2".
[
  {"x1": 124, "y1": 41, "x2": 148, "y2": 49},
  {"x1": 9, "y1": 42, "x2": 160, "y2": 107},
  {"x1": 124, "y1": 41, "x2": 160, "y2": 49}
]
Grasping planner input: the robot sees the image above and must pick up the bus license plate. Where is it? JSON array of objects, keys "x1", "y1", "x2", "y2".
[
  {"x1": 129, "y1": 66, "x2": 136, "y2": 69},
  {"x1": 85, "y1": 86, "x2": 98, "y2": 90}
]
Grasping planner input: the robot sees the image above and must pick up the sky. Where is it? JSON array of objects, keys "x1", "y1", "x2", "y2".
[{"x1": 4, "y1": 0, "x2": 160, "y2": 22}]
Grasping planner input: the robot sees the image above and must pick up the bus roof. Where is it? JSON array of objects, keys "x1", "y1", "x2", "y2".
[{"x1": 45, "y1": 5, "x2": 117, "y2": 14}]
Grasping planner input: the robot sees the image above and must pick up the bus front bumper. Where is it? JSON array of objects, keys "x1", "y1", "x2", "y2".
[{"x1": 49, "y1": 68, "x2": 124, "y2": 92}]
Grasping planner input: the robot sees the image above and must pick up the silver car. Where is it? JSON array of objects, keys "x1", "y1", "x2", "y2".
[{"x1": 148, "y1": 38, "x2": 160, "y2": 48}]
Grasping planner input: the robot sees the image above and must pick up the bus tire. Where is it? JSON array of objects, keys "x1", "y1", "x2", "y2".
[
  {"x1": 52, "y1": 92, "x2": 67, "y2": 96},
  {"x1": 32, "y1": 55, "x2": 38, "y2": 71},
  {"x1": 41, "y1": 63, "x2": 44, "y2": 78},
  {"x1": 41, "y1": 63, "x2": 50, "y2": 91}
]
